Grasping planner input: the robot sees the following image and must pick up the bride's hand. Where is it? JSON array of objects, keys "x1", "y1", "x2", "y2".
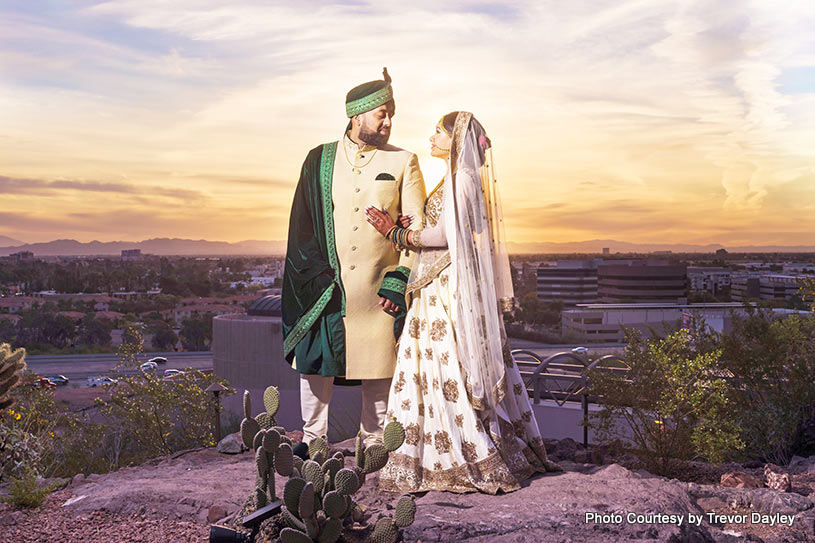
[{"x1": 365, "y1": 206, "x2": 397, "y2": 237}]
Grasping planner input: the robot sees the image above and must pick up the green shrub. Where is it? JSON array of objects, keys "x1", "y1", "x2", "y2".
[
  {"x1": 94, "y1": 369, "x2": 233, "y2": 461},
  {"x1": 1, "y1": 465, "x2": 60, "y2": 508},
  {"x1": 713, "y1": 309, "x2": 815, "y2": 464},
  {"x1": 588, "y1": 328, "x2": 743, "y2": 476}
]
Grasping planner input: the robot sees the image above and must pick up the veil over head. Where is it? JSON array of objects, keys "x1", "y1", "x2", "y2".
[{"x1": 440, "y1": 112, "x2": 514, "y2": 411}]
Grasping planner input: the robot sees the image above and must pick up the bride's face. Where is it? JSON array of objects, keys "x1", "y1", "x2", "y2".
[{"x1": 429, "y1": 123, "x2": 452, "y2": 159}]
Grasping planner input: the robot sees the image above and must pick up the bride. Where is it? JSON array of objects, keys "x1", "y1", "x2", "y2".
[{"x1": 365, "y1": 112, "x2": 560, "y2": 494}]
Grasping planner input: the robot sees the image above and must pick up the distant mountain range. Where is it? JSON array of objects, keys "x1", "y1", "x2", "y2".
[
  {"x1": 1, "y1": 237, "x2": 814, "y2": 256},
  {"x1": 0, "y1": 235, "x2": 21, "y2": 246}
]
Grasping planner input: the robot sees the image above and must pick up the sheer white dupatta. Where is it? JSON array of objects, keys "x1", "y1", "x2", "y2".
[{"x1": 441, "y1": 112, "x2": 514, "y2": 412}]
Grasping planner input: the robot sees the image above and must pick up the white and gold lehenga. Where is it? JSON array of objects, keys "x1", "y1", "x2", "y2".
[{"x1": 378, "y1": 113, "x2": 558, "y2": 494}]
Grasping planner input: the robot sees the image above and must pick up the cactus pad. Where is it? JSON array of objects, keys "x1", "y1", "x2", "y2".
[
  {"x1": 371, "y1": 518, "x2": 398, "y2": 543},
  {"x1": 298, "y1": 481, "x2": 315, "y2": 520},
  {"x1": 302, "y1": 460, "x2": 324, "y2": 494},
  {"x1": 241, "y1": 417, "x2": 261, "y2": 449},
  {"x1": 292, "y1": 454, "x2": 304, "y2": 472},
  {"x1": 363, "y1": 443, "x2": 389, "y2": 474},
  {"x1": 281, "y1": 506, "x2": 306, "y2": 531},
  {"x1": 263, "y1": 385, "x2": 280, "y2": 416},
  {"x1": 354, "y1": 432, "x2": 365, "y2": 469},
  {"x1": 256, "y1": 412, "x2": 273, "y2": 429},
  {"x1": 394, "y1": 495, "x2": 416, "y2": 527},
  {"x1": 252, "y1": 429, "x2": 264, "y2": 452},
  {"x1": 322, "y1": 457, "x2": 343, "y2": 485},
  {"x1": 255, "y1": 446, "x2": 269, "y2": 479},
  {"x1": 275, "y1": 442, "x2": 294, "y2": 477},
  {"x1": 255, "y1": 486, "x2": 267, "y2": 508},
  {"x1": 262, "y1": 428, "x2": 281, "y2": 452},
  {"x1": 308, "y1": 436, "x2": 329, "y2": 459},
  {"x1": 383, "y1": 421, "x2": 405, "y2": 452},
  {"x1": 283, "y1": 477, "x2": 306, "y2": 515},
  {"x1": 318, "y1": 517, "x2": 343, "y2": 543},
  {"x1": 334, "y1": 468, "x2": 359, "y2": 495},
  {"x1": 243, "y1": 390, "x2": 252, "y2": 420},
  {"x1": 280, "y1": 527, "x2": 312, "y2": 543},
  {"x1": 322, "y1": 490, "x2": 345, "y2": 519}
]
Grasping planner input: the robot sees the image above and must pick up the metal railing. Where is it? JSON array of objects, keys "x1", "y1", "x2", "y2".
[{"x1": 512, "y1": 349, "x2": 630, "y2": 446}]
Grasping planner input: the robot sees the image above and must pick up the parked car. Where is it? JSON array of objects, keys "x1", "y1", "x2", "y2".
[
  {"x1": 30, "y1": 376, "x2": 56, "y2": 389},
  {"x1": 163, "y1": 369, "x2": 184, "y2": 378},
  {"x1": 139, "y1": 361, "x2": 158, "y2": 373},
  {"x1": 149, "y1": 356, "x2": 168, "y2": 365},
  {"x1": 45, "y1": 375, "x2": 70, "y2": 386},
  {"x1": 570, "y1": 346, "x2": 589, "y2": 356},
  {"x1": 88, "y1": 376, "x2": 118, "y2": 387}
]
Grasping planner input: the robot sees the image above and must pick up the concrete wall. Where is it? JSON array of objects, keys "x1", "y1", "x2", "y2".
[
  {"x1": 212, "y1": 313, "x2": 364, "y2": 441},
  {"x1": 212, "y1": 313, "x2": 632, "y2": 444}
]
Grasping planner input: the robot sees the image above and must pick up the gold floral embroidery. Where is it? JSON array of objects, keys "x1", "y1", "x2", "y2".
[
  {"x1": 521, "y1": 411, "x2": 532, "y2": 423},
  {"x1": 432, "y1": 377, "x2": 439, "y2": 390},
  {"x1": 428, "y1": 405, "x2": 434, "y2": 418},
  {"x1": 404, "y1": 423, "x2": 420, "y2": 445},
  {"x1": 440, "y1": 274, "x2": 449, "y2": 286},
  {"x1": 424, "y1": 431, "x2": 432, "y2": 443},
  {"x1": 461, "y1": 440, "x2": 479, "y2": 463},
  {"x1": 421, "y1": 319, "x2": 427, "y2": 331},
  {"x1": 424, "y1": 348, "x2": 433, "y2": 360},
  {"x1": 440, "y1": 352, "x2": 449, "y2": 366},
  {"x1": 401, "y1": 399, "x2": 411, "y2": 411},
  {"x1": 455, "y1": 414, "x2": 464, "y2": 427},
  {"x1": 429, "y1": 295, "x2": 437, "y2": 306},
  {"x1": 386, "y1": 410, "x2": 394, "y2": 420},
  {"x1": 413, "y1": 373, "x2": 428, "y2": 394},
  {"x1": 404, "y1": 346, "x2": 411, "y2": 359},
  {"x1": 417, "y1": 403, "x2": 424, "y2": 417},
  {"x1": 430, "y1": 319, "x2": 447, "y2": 341},
  {"x1": 442, "y1": 379, "x2": 459, "y2": 402},
  {"x1": 487, "y1": 447, "x2": 497, "y2": 456},
  {"x1": 513, "y1": 383, "x2": 523, "y2": 396},
  {"x1": 380, "y1": 451, "x2": 522, "y2": 495},
  {"x1": 393, "y1": 371, "x2": 405, "y2": 393},
  {"x1": 408, "y1": 317, "x2": 420, "y2": 339},
  {"x1": 434, "y1": 430, "x2": 452, "y2": 454},
  {"x1": 502, "y1": 342, "x2": 515, "y2": 368},
  {"x1": 512, "y1": 420, "x2": 525, "y2": 437}
]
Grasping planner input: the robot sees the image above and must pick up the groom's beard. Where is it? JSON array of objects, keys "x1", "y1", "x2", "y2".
[{"x1": 359, "y1": 124, "x2": 390, "y2": 148}]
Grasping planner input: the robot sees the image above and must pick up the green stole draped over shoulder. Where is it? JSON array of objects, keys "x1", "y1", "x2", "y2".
[{"x1": 282, "y1": 142, "x2": 348, "y2": 377}]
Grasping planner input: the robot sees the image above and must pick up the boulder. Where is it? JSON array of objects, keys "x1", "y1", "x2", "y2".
[
  {"x1": 720, "y1": 471, "x2": 763, "y2": 489},
  {"x1": 764, "y1": 463, "x2": 792, "y2": 492},
  {"x1": 216, "y1": 432, "x2": 245, "y2": 455}
]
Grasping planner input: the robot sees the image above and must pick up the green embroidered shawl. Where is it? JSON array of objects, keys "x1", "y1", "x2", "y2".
[{"x1": 282, "y1": 142, "x2": 347, "y2": 377}]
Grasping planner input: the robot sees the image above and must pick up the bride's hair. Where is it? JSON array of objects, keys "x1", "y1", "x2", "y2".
[{"x1": 441, "y1": 111, "x2": 459, "y2": 134}]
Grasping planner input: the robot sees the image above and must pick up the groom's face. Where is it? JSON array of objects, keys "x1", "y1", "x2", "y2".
[{"x1": 357, "y1": 101, "x2": 394, "y2": 147}]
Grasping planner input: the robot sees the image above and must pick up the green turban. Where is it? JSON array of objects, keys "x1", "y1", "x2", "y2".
[{"x1": 345, "y1": 67, "x2": 394, "y2": 118}]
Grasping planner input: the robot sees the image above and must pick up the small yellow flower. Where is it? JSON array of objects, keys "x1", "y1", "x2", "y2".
[{"x1": 14, "y1": 413, "x2": 21, "y2": 420}]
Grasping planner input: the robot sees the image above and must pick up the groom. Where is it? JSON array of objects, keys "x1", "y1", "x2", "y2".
[{"x1": 282, "y1": 68, "x2": 426, "y2": 447}]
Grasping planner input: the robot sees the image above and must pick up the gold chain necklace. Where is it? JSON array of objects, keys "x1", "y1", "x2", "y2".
[{"x1": 343, "y1": 137, "x2": 378, "y2": 170}]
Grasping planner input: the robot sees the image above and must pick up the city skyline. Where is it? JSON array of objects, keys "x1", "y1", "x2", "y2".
[{"x1": 2, "y1": 1, "x2": 815, "y2": 245}]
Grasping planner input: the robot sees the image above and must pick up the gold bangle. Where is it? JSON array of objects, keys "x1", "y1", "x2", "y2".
[{"x1": 385, "y1": 225, "x2": 398, "y2": 240}]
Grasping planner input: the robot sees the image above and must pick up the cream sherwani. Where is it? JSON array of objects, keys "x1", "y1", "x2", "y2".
[{"x1": 300, "y1": 133, "x2": 426, "y2": 443}]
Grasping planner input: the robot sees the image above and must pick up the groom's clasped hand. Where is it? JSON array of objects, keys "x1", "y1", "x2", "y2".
[{"x1": 367, "y1": 205, "x2": 413, "y2": 317}]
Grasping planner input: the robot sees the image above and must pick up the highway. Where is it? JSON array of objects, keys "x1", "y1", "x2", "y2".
[
  {"x1": 25, "y1": 341, "x2": 625, "y2": 387},
  {"x1": 26, "y1": 352, "x2": 214, "y2": 386}
]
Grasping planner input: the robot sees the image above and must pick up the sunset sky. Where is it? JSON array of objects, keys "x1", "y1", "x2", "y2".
[{"x1": 2, "y1": 1, "x2": 814, "y2": 246}]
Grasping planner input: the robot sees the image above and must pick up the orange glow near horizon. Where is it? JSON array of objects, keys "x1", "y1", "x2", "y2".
[{"x1": 1, "y1": 2, "x2": 814, "y2": 248}]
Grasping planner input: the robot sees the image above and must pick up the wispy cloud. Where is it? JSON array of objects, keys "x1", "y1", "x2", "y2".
[{"x1": 0, "y1": 1, "x2": 813, "y2": 244}]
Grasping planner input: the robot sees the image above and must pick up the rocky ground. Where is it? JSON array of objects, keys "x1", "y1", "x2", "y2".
[{"x1": 2, "y1": 435, "x2": 815, "y2": 543}]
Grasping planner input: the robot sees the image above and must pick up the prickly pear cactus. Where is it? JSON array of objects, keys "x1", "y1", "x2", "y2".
[
  {"x1": 0, "y1": 343, "x2": 27, "y2": 410},
  {"x1": 242, "y1": 418, "x2": 415, "y2": 542}
]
